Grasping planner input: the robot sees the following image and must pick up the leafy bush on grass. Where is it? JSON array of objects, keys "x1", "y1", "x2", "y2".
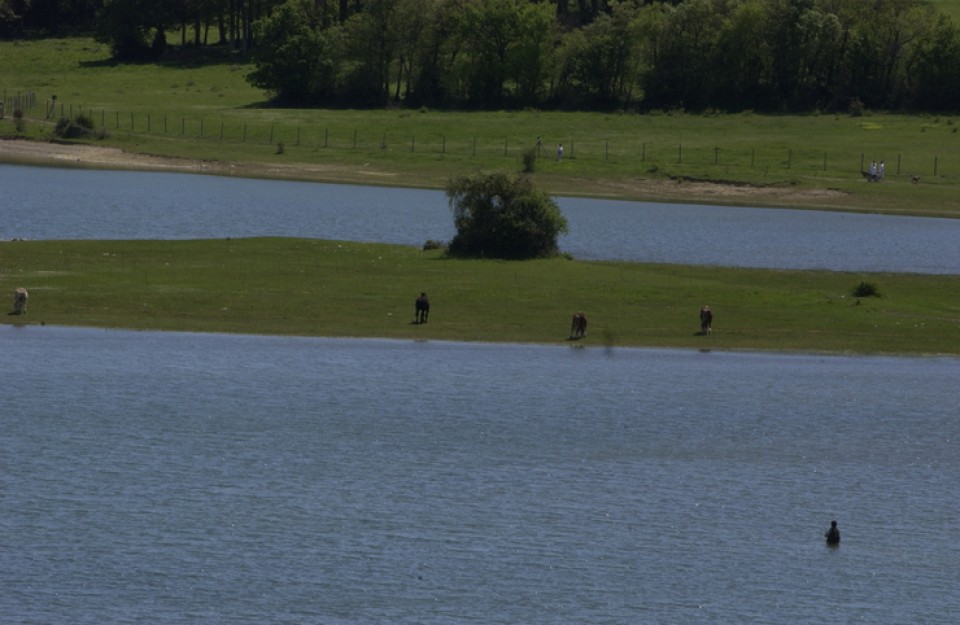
[
  {"x1": 54, "y1": 112, "x2": 97, "y2": 139},
  {"x1": 852, "y1": 281, "x2": 880, "y2": 297}
]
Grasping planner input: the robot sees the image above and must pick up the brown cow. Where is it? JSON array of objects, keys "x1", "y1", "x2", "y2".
[
  {"x1": 699, "y1": 305, "x2": 713, "y2": 335},
  {"x1": 12, "y1": 288, "x2": 28, "y2": 315},
  {"x1": 415, "y1": 292, "x2": 430, "y2": 324},
  {"x1": 570, "y1": 312, "x2": 587, "y2": 339}
]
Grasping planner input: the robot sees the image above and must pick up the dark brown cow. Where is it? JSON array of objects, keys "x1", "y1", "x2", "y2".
[
  {"x1": 12, "y1": 288, "x2": 28, "y2": 315},
  {"x1": 570, "y1": 312, "x2": 587, "y2": 339},
  {"x1": 699, "y1": 305, "x2": 713, "y2": 335},
  {"x1": 415, "y1": 292, "x2": 430, "y2": 324}
]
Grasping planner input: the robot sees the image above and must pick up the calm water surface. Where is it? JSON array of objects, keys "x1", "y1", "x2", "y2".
[
  {"x1": 3, "y1": 164, "x2": 959, "y2": 273},
  {"x1": 2, "y1": 325, "x2": 958, "y2": 624}
]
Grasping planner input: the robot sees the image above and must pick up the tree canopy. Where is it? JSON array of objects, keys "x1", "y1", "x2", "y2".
[
  {"x1": 5, "y1": 0, "x2": 960, "y2": 112},
  {"x1": 446, "y1": 173, "x2": 568, "y2": 260}
]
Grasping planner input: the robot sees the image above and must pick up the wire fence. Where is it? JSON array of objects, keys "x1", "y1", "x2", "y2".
[
  {"x1": 6, "y1": 94, "x2": 957, "y2": 180},
  {"x1": 0, "y1": 90, "x2": 38, "y2": 118}
]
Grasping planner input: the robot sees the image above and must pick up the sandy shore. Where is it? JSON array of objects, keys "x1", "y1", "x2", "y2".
[
  {"x1": 0, "y1": 137, "x2": 848, "y2": 207},
  {"x1": 0, "y1": 138, "x2": 385, "y2": 182}
]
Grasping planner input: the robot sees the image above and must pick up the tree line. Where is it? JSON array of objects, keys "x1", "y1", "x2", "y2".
[{"x1": 4, "y1": 0, "x2": 960, "y2": 113}]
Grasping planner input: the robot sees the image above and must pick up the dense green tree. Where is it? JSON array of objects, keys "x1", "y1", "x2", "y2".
[
  {"x1": 911, "y1": 18, "x2": 960, "y2": 110},
  {"x1": 95, "y1": 0, "x2": 172, "y2": 59},
  {"x1": 340, "y1": 0, "x2": 400, "y2": 105},
  {"x1": 638, "y1": 0, "x2": 722, "y2": 110},
  {"x1": 10, "y1": 0, "x2": 946, "y2": 113},
  {"x1": 555, "y1": 1, "x2": 640, "y2": 107},
  {"x1": 0, "y1": 0, "x2": 28, "y2": 35},
  {"x1": 509, "y1": 1, "x2": 555, "y2": 105},
  {"x1": 446, "y1": 173, "x2": 568, "y2": 260},
  {"x1": 455, "y1": 0, "x2": 522, "y2": 107},
  {"x1": 247, "y1": 0, "x2": 339, "y2": 103}
]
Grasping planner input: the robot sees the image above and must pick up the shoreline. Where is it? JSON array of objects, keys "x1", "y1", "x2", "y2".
[
  {"x1": 4, "y1": 322, "x2": 956, "y2": 360},
  {"x1": 0, "y1": 137, "x2": 861, "y2": 211}
]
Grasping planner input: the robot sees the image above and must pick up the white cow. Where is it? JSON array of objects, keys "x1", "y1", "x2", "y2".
[{"x1": 13, "y1": 288, "x2": 28, "y2": 315}]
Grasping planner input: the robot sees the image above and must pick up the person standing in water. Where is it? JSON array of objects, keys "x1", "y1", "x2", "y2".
[{"x1": 825, "y1": 520, "x2": 840, "y2": 546}]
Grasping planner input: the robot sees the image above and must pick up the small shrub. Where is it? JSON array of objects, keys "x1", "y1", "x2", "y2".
[
  {"x1": 53, "y1": 112, "x2": 96, "y2": 139},
  {"x1": 852, "y1": 281, "x2": 880, "y2": 298},
  {"x1": 13, "y1": 108, "x2": 25, "y2": 134},
  {"x1": 522, "y1": 147, "x2": 537, "y2": 173},
  {"x1": 849, "y1": 97, "x2": 865, "y2": 117},
  {"x1": 422, "y1": 239, "x2": 446, "y2": 251},
  {"x1": 276, "y1": 141, "x2": 285, "y2": 154}
]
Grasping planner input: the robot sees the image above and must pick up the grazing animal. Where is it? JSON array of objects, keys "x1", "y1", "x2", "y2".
[
  {"x1": 912, "y1": 175, "x2": 921, "y2": 184},
  {"x1": 570, "y1": 312, "x2": 587, "y2": 339},
  {"x1": 12, "y1": 287, "x2": 28, "y2": 315},
  {"x1": 415, "y1": 292, "x2": 430, "y2": 324},
  {"x1": 699, "y1": 305, "x2": 713, "y2": 335}
]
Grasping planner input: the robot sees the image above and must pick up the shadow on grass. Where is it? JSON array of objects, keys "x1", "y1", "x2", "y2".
[{"x1": 79, "y1": 45, "x2": 253, "y2": 70}]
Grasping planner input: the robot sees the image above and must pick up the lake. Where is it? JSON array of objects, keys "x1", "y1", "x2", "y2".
[
  {"x1": 1, "y1": 164, "x2": 958, "y2": 624},
  {"x1": 2, "y1": 164, "x2": 959, "y2": 273},
  {"x1": 2, "y1": 325, "x2": 958, "y2": 624}
]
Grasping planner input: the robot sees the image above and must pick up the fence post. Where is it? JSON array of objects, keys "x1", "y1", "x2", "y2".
[
  {"x1": 715, "y1": 146, "x2": 719, "y2": 165},
  {"x1": 678, "y1": 143, "x2": 682, "y2": 163}
]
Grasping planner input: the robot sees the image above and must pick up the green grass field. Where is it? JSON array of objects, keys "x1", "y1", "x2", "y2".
[
  {"x1": 3, "y1": 37, "x2": 960, "y2": 216},
  {"x1": 3, "y1": 239, "x2": 959, "y2": 355}
]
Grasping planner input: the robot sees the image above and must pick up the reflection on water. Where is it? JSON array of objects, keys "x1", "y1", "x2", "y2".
[
  {"x1": 2, "y1": 164, "x2": 959, "y2": 273},
  {"x1": 2, "y1": 326, "x2": 958, "y2": 624}
]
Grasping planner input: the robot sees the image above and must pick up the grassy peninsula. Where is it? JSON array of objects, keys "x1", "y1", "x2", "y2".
[{"x1": 4, "y1": 238, "x2": 959, "y2": 355}]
